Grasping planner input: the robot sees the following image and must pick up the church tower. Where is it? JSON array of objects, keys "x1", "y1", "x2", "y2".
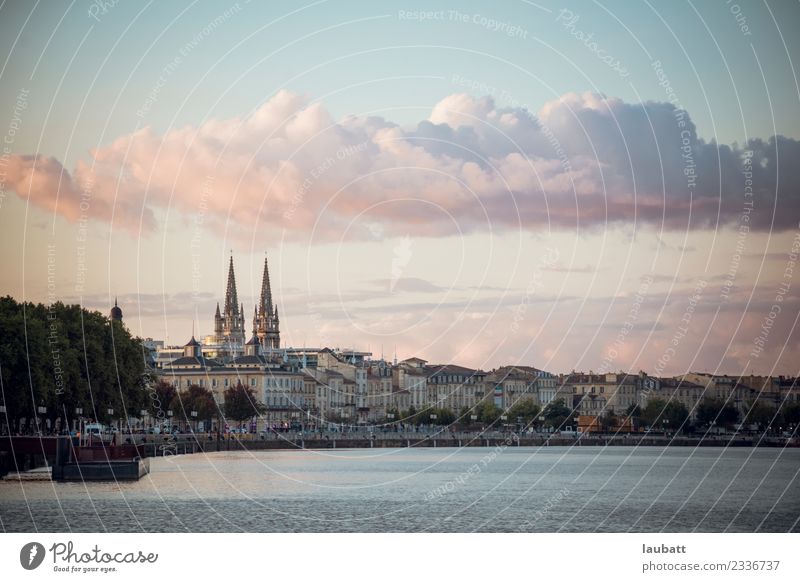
[
  {"x1": 109, "y1": 297, "x2": 123, "y2": 323},
  {"x1": 214, "y1": 255, "x2": 246, "y2": 346},
  {"x1": 253, "y1": 254, "x2": 280, "y2": 350}
]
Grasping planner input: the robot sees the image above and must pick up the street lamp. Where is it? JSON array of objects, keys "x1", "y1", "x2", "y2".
[
  {"x1": 75, "y1": 407, "x2": 83, "y2": 437},
  {"x1": 37, "y1": 406, "x2": 47, "y2": 434}
]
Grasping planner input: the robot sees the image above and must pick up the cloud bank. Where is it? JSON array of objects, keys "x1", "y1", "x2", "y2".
[{"x1": 7, "y1": 90, "x2": 798, "y2": 240}]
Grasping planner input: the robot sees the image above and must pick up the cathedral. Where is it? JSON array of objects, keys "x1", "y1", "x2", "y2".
[{"x1": 213, "y1": 255, "x2": 280, "y2": 351}]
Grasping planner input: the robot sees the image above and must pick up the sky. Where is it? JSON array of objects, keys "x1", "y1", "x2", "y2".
[{"x1": 1, "y1": 0, "x2": 799, "y2": 376}]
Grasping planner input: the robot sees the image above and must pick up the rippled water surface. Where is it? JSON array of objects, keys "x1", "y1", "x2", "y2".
[{"x1": 1, "y1": 447, "x2": 798, "y2": 532}]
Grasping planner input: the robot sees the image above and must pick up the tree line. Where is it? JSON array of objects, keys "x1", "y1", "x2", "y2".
[
  {"x1": 0, "y1": 296, "x2": 269, "y2": 435},
  {"x1": 0, "y1": 296, "x2": 150, "y2": 434}
]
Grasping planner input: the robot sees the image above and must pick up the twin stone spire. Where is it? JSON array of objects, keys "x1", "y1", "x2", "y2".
[{"x1": 213, "y1": 255, "x2": 280, "y2": 350}]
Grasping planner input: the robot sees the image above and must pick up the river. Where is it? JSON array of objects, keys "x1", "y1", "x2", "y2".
[{"x1": 1, "y1": 446, "x2": 798, "y2": 532}]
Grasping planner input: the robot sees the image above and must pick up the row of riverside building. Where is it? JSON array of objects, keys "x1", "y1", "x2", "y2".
[{"x1": 123, "y1": 255, "x2": 799, "y2": 428}]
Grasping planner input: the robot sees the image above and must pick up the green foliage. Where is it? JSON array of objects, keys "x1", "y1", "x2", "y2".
[
  {"x1": 641, "y1": 398, "x2": 689, "y2": 431},
  {"x1": 476, "y1": 399, "x2": 502, "y2": 424},
  {"x1": 746, "y1": 400, "x2": 775, "y2": 429},
  {"x1": 625, "y1": 403, "x2": 642, "y2": 418},
  {"x1": 222, "y1": 381, "x2": 265, "y2": 422},
  {"x1": 384, "y1": 407, "x2": 401, "y2": 423},
  {"x1": 0, "y1": 296, "x2": 149, "y2": 432},
  {"x1": 599, "y1": 412, "x2": 618, "y2": 430},
  {"x1": 542, "y1": 398, "x2": 573, "y2": 428},
  {"x1": 696, "y1": 398, "x2": 739, "y2": 428},
  {"x1": 508, "y1": 398, "x2": 541, "y2": 424},
  {"x1": 401, "y1": 405, "x2": 418, "y2": 425},
  {"x1": 430, "y1": 407, "x2": 455, "y2": 425},
  {"x1": 171, "y1": 383, "x2": 217, "y2": 423},
  {"x1": 149, "y1": 380, "x2": 177, "y2": 424},
  {"x1": 781, "y1": 402, "x2": 800, "y2": 426}
]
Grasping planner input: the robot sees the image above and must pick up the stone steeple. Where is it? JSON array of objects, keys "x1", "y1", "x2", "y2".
[
  {"x1": 214, "y1": 255, "x2": 245, "y2": 346},
  {"x1": 254, "y1": 254, "x2": 280, "y2": 349}
]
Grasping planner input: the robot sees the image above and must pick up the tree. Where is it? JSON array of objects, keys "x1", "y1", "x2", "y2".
[
  {"x1": 641, "y1": 398, "x2": 689, "y2": 432},
  {"x1": 745, "y1": 401, "x2": 775, "y2": 430},
  {"x1": 432, "y1": 407, "x2": 455, "y2": 425},
  {"x1": 717, "y1": 403, "x2": 740, "y2": 428},
  {"x1": 542, "y1": 398, "x2": 573, "y2": 429},
  {"x1": 476, "y1": 399, "x2": 502, "y2": 424},
  {"x1": 782, "y1": 402, "x2": 800, "y2": 426},
  {"x1": 696, "y1": 398, "x2": 739, "y2": 428},
  {"x1": 402, "y1": 405, "x2": 418, "y2": 425},
  {"x1": 508, "y1": 398, "x2": 541, "y2": 425},
  {"x1": 599, "y1": 412, "x2": 618, "y2": 431},
  {"x1": 624, "y1": 403, "x2": 642, "y2": 430},
  {"x1": 149, "y1": 380, "x2": 177, "y2": 426},
  {"x1": 0, "y1": 296, "x2": 150, "y2": 434},
  {"x1": 695, "y1": 398, "x2": 721, "y2": 427},
  {"x1": 171, "y1": 384, "x2": 217, "y2": 427},
  {"x1": 223, "y1": 381, "x2": 266, "y2": 423},
  {"x1": 625, "y1": 403, "x2": 642, "y2": 418}
]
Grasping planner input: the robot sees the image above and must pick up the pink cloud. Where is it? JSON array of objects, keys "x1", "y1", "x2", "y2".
[{"x1": 6, "y1": 90, "x2": 798, "y2": 240}]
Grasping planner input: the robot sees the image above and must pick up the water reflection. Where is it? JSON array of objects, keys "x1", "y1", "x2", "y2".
[{"x1": 1, "y1": 447, "x2": 798, "y2": 532}]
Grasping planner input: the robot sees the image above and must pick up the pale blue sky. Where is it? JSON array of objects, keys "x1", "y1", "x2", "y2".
[{"x1": 2, "y1": 0, "x2": 798, "y2": 163}]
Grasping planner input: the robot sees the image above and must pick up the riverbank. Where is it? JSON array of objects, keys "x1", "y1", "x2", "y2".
[
  {"x1": 185, "y1": 433, "x2": 799, "y2": 451},
  {"x1": 3, "y1": 433, "x2": 797, "y2": 479}
]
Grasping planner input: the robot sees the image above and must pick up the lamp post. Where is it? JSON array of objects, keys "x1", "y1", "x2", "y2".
[
  {"x1": 75, "y1": 407, "x2": 83, "y2": 441},
  {"x1": 37, "y1": 406, "x2": 47, "y2": 435}
]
